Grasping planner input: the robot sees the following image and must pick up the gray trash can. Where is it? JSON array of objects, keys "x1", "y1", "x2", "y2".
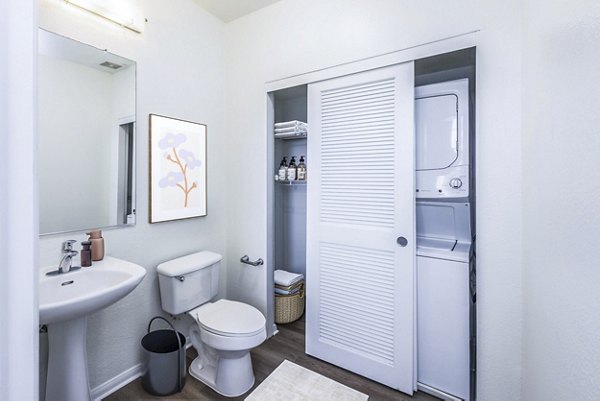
[{"x1": 141, "y1": 316, "x2": 186, "y2": 396}]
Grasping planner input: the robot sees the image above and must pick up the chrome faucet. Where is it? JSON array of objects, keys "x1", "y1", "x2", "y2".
[
  {"x1": 47, "y1": 240, "x2": 81, "y2": 276},
  {"x1": 58, "y1": 240, "x2": 79, "y2": 273}
]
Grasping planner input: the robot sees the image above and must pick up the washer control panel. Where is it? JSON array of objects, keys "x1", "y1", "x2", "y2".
[{"x1": 416, "y1": 165, "x2": 469, "y2": 199}]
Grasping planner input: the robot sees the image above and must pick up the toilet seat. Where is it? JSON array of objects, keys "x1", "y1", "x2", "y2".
[{"x1": 190, "y1": 299, "x2": 266, "y2": 338}]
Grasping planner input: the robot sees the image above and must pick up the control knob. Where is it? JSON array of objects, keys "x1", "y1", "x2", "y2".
[{"x1": 449, "y1": 178, "x2": 463, "y2": 189}]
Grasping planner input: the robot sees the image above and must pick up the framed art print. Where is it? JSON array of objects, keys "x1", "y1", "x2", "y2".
[{"x1": 149, "y1": 114, "x2": 207, "y2": 223}]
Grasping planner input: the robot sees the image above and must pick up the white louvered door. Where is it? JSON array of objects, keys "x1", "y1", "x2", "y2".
[{"x1": 306, "y1": 63, "x2": 415, "y2": 394}]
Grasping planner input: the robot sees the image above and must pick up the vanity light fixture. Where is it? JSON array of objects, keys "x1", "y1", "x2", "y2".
[{"x1": 64, "y1": 0, "x2": 145, "y2": 33}]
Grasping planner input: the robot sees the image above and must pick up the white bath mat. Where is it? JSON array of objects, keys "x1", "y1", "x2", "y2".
[{"x1": 246, "y1": 360, "x2": 369, "y2": 401}]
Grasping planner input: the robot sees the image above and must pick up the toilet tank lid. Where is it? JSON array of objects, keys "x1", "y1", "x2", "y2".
[{"x1": 157, "y1": 251, "x2": 223, "y2": 277}]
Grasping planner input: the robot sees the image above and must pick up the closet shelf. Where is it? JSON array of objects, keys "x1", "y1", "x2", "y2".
[
  {"x1": 274, "y1": 132, "x2": 307, "y2": 140},
  {"x1": 275, "y1": 180, "x2": 307, "y2": 186}
]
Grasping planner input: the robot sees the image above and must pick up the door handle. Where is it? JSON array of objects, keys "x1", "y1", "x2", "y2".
[{"x1": 396, "y1": 237, "x2": 408, "y2": 247}]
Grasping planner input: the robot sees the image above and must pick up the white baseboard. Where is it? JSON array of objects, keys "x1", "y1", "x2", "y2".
[{"x1": 91, "y1": 363, "x2": 146, "y2": 401}]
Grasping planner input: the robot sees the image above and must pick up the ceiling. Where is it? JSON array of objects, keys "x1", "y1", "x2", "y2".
[{"x1": 194, "y1": 0, "x2": 282, "y2": 22}]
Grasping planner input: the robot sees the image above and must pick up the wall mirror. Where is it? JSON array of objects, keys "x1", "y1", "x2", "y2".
[{"x1": 38, "y1": 29, "x2": 136, "y2": 235}]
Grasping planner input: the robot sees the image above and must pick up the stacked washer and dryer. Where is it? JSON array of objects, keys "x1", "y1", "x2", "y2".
[{"x1": 415, "y1": 78, "x2": 475, "y2": 401}]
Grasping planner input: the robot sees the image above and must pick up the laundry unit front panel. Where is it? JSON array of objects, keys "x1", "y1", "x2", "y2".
[
  {"x1": 417, "y1": 255, "x2": 471, "y2": 401},
  {"x1": 415, "y1": 199, "x2": 472, "y2": 400},
  {"x1": 415, "y1": 78, "x2": 469, "y2": 199}
]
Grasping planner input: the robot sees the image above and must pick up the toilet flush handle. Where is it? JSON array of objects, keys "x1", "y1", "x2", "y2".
[{"x1": 175, "y1": 276, "x2": 185, "y2": 282}]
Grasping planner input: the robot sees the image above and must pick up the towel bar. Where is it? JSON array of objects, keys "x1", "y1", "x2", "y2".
[{"x1": 240, "y1": 255, "x2": 264, "y2": 267}]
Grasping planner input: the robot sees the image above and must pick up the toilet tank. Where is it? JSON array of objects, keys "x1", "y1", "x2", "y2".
[{"x1": 156, "y1": 251, "x2": 222, "y2": 315}]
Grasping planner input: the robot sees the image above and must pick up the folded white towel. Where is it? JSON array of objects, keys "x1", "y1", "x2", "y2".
[
  {"x1": 274, "y1": 269, "x2": 304, "y2": 287},
  {"x1": 274, "y1": 131, "x2": 306, "y2": 139},
  {"x1": 275, "y1": 126, "x2": 307, "y2": 134},
  {"x1": 274, "y1": 120, "x2": 307, "y2": 129},
  {"x1": 275, "y1": 286, "x2": 301, "y2": 295}
]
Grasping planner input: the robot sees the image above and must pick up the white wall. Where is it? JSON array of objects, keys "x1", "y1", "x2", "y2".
[
  {"x1": 0, "y1": 0, "x2": 38, "y2": 400},
  {"x1": 38, "y1": 54, "x2": 113, "y2": 233},
  {"x1": 38, "y1": 0, "x2": 227, "y2": 392},
  {"x1": 521, "y1": 1, "x2": 600, "y2": 399},
  {"x1": 223, "y1": 1, "x2": 523, "y2": 400}
]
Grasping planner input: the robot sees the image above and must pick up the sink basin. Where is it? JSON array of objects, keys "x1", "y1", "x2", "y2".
[
  {"x1": 39, "y1": 256, "x2": 146, "y2": 401},
  {"x1": 39, "y1": 256, "x2": 146, "y2": 324}
]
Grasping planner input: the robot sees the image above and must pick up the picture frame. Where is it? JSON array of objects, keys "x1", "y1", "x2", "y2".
[{"x1": 149, "y1": 114, "x2": 207, "y2": 223}]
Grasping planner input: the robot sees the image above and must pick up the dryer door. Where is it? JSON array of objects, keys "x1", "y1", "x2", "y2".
[
  {"x1": 415, "y1": 94, "x2": 458, "y2": 171},
  {"x1": 415, "y1": 79, "x2": 470, "y2": 199}
]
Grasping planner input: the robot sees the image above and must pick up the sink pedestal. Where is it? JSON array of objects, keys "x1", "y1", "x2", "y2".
[
  {"x1": 46, "y1": 316, "x2": 91, "y2": 401},
  {"x1": 40, "y1": 257, "x2": 147, "y2": 400}
]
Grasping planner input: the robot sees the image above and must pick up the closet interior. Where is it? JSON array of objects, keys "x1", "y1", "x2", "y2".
[
  {"x1": 268, "y1": 85, "x2": 309, "y2": 326},
  {"x1": 272, "y1": 85, "x2": 308, "y2": 276}
]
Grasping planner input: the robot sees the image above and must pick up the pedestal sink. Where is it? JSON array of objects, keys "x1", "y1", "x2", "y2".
[{"x1": 39, "y1": 257, "x2": 146, "y2": 401}]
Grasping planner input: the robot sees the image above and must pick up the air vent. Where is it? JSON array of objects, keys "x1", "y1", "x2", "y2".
[{"x1": 100, "y1": 61, "x2": 123, "y2": 69}]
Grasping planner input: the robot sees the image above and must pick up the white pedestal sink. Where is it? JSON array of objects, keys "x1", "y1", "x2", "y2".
[{"x1": 39, "y1": 257, "x2": 146, "y2": 401}]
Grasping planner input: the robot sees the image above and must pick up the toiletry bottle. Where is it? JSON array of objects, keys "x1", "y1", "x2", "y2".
[
  {"x1": 297, "y1": 156, "x2": 307, "y2": 181},
  {"x1": 278, "y1": 157, "x2": 288, "y2": 181},
  {"x1": 80, "y1": 241, "x2": 92, "y2": 267},
  {"x1": 287, "y1": 157, "x2": 297, "y2": 181},
  {"x1": 86, "y1": 229, "x2": 105, "y2": 261}
]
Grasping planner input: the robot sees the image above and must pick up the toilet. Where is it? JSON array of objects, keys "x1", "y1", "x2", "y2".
[{"x1": 157, "y1": 251, "x2": 266, "y2": 397}]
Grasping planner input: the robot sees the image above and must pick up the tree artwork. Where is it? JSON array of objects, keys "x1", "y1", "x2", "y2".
[
  {"x1": 150, "y1": 114, "x2": 206, "y2": 223},
  {"x1": 158, "y1": 132, "x2": 201, "y2": 208}
]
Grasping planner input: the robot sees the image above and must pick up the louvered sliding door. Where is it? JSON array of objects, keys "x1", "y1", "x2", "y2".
[{"x1": 306, "y1": 63, "x2": 415, "y2": 394}]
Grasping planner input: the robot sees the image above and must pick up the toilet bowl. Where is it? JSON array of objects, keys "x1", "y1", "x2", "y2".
[
  {"x1": 156, "y1": 251, "x2": 267, "y2": 397},
  {"x1": 187, "y1": 299, "x2": 266, "y2": 397}
]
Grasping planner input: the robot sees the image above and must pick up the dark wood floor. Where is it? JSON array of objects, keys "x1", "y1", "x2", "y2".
[{"x1": 105, "y1": 317, "x2": 439, "y2": 401}]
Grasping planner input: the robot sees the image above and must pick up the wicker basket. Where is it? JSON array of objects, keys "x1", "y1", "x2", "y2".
[{"x1": 275, "y1": 284, "x2": 305, "y2": 324}]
